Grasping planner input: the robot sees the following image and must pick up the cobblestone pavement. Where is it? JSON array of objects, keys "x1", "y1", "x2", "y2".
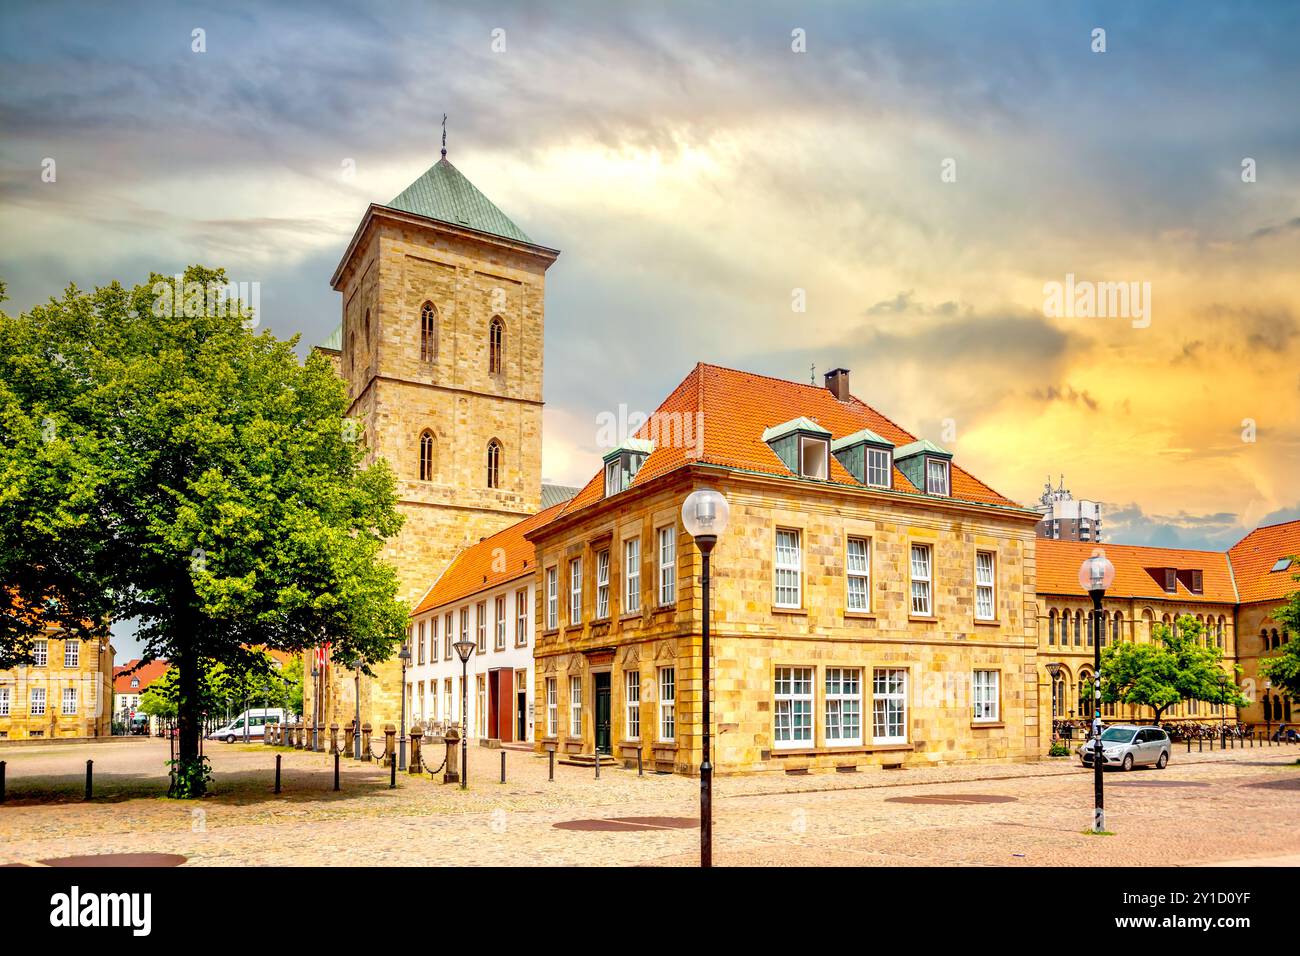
[{"x1": 1, "y1": 739, "x2": 1297, "y2": 866}]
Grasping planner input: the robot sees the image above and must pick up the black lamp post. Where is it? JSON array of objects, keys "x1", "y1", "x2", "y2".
[
  {"x1": 353, "y1": 656, "x2": 365, "y2": 760},
  {"x1": 452, "y1": 639, "x2": 475, "y2": 789},
  {"x1": 1079, "y1": 549, "x2": 1115, "y2": 833},
  {"x1": 1265, "y1": 679, "x2": 1272, "y2": 742},
  {"x1": 398, "y1": 643, "x2": 411, "y2": 771},
  {"x1": 310, "y1": 659, "x2": 320, "y2": 752},
  {"x1": 681, "y1": 487, "x2": 730, "y2": 869}
]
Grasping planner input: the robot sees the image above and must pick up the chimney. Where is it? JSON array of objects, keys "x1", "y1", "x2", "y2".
[{"x1": 824, "y1": 367, "x2": 851, "y2": 401}]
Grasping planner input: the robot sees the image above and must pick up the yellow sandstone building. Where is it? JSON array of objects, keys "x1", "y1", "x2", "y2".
[{"x1": 0, "y1": 628, "x2": 114, "y2": 740}]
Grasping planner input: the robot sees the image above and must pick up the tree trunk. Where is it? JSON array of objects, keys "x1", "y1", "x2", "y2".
[{"x1": 170, "y1": 632, "x2": 207, "y2": 798}]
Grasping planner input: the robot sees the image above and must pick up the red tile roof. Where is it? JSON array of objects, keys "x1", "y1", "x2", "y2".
[
  {"x1": 1228, "y1": 519, "x2": 1300, "y2": 604},
  {"x1": 112, "y1": 659, "x2": 170, "y2": 694},
  {"x1": 1035, "y1": 539, "x2": 1237, "y2": 603},
  {"x1": 558, "y1": 363, "x2": 1023, "y2": 520},
  {"x1": 412, "y1": 500, "x2": 568, "y2": 616}
]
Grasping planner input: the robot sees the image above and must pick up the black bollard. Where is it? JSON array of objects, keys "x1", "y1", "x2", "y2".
[
  {"x1": 84, "y1": 759, "x2": 93, "y2": 801},
  {"x1": 1198, "y1": 737, "x2": 1203, "y2": 752},
  {"x1": 638, "y1": 748, "x2": 643, "y2": 776},
  {"x1": 500, "y1": 750, "x2": 506, "y2": 784},
  {"x1": 548, "y1": 749, "x2": 554, "y2": 782},
  {"x1": 333, "y1": 751, "x2": 340, "y2": 792},
  {"x1": 1186, "y1": 737, "x2": 1191, "y2": 753},
  {"x1": 275, "y1": 754, "x2": 282, "y2": 794},
  {"x1": 595, "y1": 750, "x2": 600, "y2": 779},
  {"x1": 389, "y1": 754, "x2": 396, "y2": 790}
]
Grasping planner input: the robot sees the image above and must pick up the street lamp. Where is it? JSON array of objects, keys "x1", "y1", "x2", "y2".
[
  {"x1": 681, "y1": 487, "x2": 730, "y2": 869},
  {"x1": 397, "y1": 643, "x2": 411, "y2": 771},
  {"x1": 310, "y1": 658, "x2": 320, "y2": 752},
  {"x1": 452, "y1": 639, "x2": 475, "y2": 790},
  {"x1": 353, "y1": 656, "x2": 365, "y2": 760},
  {"x1": 1265, "y1": 679, "x2": 1272, "y2": 742},
  {"x1": 1078, "y1": 549, "x2": 1115, "y2": 833}
]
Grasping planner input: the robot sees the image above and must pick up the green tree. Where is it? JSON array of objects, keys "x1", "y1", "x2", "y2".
[
  {"x1": 1260, "y1": 563, "x2": 1299, "y2": 703},
  {"x1": 0, "y1": 267, "x2": 409, "y2": 796},
  {"x1": 1097, "y1": 614, "x2": 1247, "y2": 723}
]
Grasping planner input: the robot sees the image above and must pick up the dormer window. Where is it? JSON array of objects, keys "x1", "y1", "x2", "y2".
[
  {"x1": 894, "y1": 439, "x2": 954, "y2": 498},
  {"x1": 925, "y1": 458, "x2": 950, "y2": 496},
  {"x1": 603, "y1": 438, "x2": 653, "y2": 496},
  {"x1": 831, "y1": 428, "x2": 893, "y2": 489},
  {"x1": 800, "y1": 435, "x2": 828, "y2": 479},
  {"x1": 763, "y1": 417, "x2": 832, "y2": 480},
  {"x1": 1272, "y1": 557, "x2": 1295, "y2": 572}
]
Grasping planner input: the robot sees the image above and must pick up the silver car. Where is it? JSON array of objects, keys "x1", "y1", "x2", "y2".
[{"x1": 1076, "y1": 724, "x2": 1170, "y2": 771}]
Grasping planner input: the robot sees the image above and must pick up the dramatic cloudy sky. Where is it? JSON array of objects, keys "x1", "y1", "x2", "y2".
[{"x1": 3, "y1": 0, "x2": 1298, "y2": 563}]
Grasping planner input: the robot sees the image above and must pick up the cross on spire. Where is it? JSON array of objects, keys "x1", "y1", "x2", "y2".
[{"x1": 441, "y1": 113, "x2": 447, "y2": 158}]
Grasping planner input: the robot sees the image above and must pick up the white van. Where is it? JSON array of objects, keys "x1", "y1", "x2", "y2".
[{"x1": 208, "y1": 708, "x2": 288, "y2": 743}]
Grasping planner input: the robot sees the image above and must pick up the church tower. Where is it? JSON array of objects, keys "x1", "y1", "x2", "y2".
[{"x1": 315, "y1": 148, "x2": 559, "y2": 727}]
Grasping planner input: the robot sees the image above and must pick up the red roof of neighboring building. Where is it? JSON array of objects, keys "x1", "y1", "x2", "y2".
[
  {"x1": 113, "y1": 659, "x2": 170, "y2": 694},
  {"x1": 556, "y1": 363, "x2": 1023, "y2": 522},
  {"x1": 1228, "y1": 519, "x2": 1300, "y2": 604},
  {"x1": 411, "y1": 500, "x2": 569, "y2": 616},
  {"x1": 1035, "y1": 539, "x2": 1237, "y2": 603}
]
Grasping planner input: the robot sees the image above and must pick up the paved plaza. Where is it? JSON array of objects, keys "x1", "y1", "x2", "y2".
[{"x1": 1, "y1": 738, "x2": 1297, "y2": 867}]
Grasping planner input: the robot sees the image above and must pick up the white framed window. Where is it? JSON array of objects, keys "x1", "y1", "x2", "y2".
[
  {"x1": 495, "y1": 595, "x2": 507, "y2": 650},
  {"x1": 657, "y1": 526, "x2": 676, "y2": 606},
  {"x1": 925, "y1": 457, "x2": 950, "y2": 496},
  {"x1": 30, "y1": 686, "x2": 46, "y2": 716},
  {"x1": 847, "y1": 537, "x2": 870, "y2": 611},
  {"x1": 569, "y1": 558, "x2": 582, "y2": 626},
  {"x1": 62, "y1": 686, "x2": 78, "y2": 716},
  {"x1": 658, "y1": 667, "x2": 676, "y2": 741},
  {"x1": 825, "y1": 667, "x2": 862, "y2": 746},
  {"x1": 872, "y1": 669, "x2": 907, "y2": 743},
  {"x1": 416, "y1": 622, "x2": 425, "y2": 665},
  {"x1": 975, "y1": 550, "x2": 996, "y2": 621},
  {"x1": 973, "y1": 670, "x2": 999, "y2": 722},
  {"x1": 476, "y1": 601, "x2": 487, "y2": 653},
  {"x1": 799, "y1": 436, "x2": 829, "y2": 479},
  {"x1": 515, "y1": 588, "x2": 528, "y2": 646},
  {"x1": 64, "y1": 641, "x2": 80, "y2": 668},
  {"x1": 910, "y1": 543, "x2": 933, "y2": 616},
  {"x1": 774, "y1": 666, "x2": 814, "y2": 748},
  {"x1": 569, "y1": 676, "x2": 582, "y2": 737},
  {"x1": 444, "y1": 678, "x2": 453, "y2": 720},
  {"x1": 545, "y1": 567, "x2": 558, "y2": 630},
  {"x1": 0, "y1": 687, "x2": 10, "y2": 716},
  {"x1": 546, "y1": 678, "x2": 557, "y2": 736},
  {"x1": 596, "y1": 549, "x2": 610, "y2": 619},
  {"x1": 444, "y1": 612, "x2": 453, "y2": 658},
  {"x1": 774, "y1": 529, "x2": 802, "y2": 608},
  {"x1": 866, "y1": 447, "x2": 892, "y2": 488},
  {"x1": 459, "y1": 607, "x2": 470, "y2": 648},
  {"x1": 624, "y1": 538, "x2": 641, "y2": 614},
  {"x1": 476, "y1": 675, "x2": 485, "y2": 736},
  {"x1": 430, "y1": 618, "x2": 439, "y2": 661},
  {"x1": 625, "y1": 671, "x2": 641, "y2": 740},
  {"x1": 33, "y1": 640, "x2": 48, "y2": 667}
]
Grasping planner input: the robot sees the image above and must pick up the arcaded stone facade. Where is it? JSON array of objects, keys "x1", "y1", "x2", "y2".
[{"x1": 308, "y1": 170, "x2": 559, "y2": 731}]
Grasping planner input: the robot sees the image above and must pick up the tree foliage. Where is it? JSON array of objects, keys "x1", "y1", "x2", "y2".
[
  {"x1": 0, "y1": 267, "x2": 409, "y2": 795},
  {"x1": 1098, "y1": 614, "x2": 1246, "y2": 722}
]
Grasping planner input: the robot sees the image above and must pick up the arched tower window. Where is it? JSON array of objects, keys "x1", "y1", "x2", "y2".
[
  {"x1": 1073, "y1": 610, "x2": 1082, "y2": 646},
  {"x1": 1048, "y1": 609, "x2": 1057, "y2": 645},
  {"x1": 486, "y1": 438, "x2": 501, "y2": 489},
  {"x1": 419, "y1": 430, "x2": 435, "y2": 481},
  {"x1": 420, "y1": 302, "x2": 437, "y2": 363},
  {"x1": 489, "y1": 316, "x2": 504, "y2": 375},
  {"x1": 1112, "y1": 612, "x2": 1122, "y2": 643}
]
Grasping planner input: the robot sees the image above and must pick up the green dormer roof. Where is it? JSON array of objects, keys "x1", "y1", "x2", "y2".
[
  {"x1": 762, "y1": 417, "x2": 831, "y2": 443},
  {"x1": 386, "y1": 157, "x2": 533, "y2": 245},
  {"x1": 895, "y1": 438, "x2": 952, "y2": 461},
  {"x1": 602, "y1": 437, "x2": 655, "y2": 462},
  {"x1": 831, "y1": 427, "x2": 892, "y2": 452}
]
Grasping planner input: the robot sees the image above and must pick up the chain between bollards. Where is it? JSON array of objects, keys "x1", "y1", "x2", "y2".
[{"x1": 84, "y1": 759, "x2": 93, "y2": 801}]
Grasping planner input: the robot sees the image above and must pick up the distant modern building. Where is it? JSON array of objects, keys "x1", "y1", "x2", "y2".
[{"x1": 1034, "y1": 476, "x2": 1102, "y2": 542}]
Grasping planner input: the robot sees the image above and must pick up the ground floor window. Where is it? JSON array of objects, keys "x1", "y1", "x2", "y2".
[
  {"x1": 774, "y1": 666, "x2": 814, "y2": 748},
  {"x1": 625, "y1": 670, "x2": 640, "y2": 740},
  {"x1": 872, "y1": 669, "x2": 907, "y2": 743},
  {"x1": 972, "y1": 670, "x2": 998, "y2": 722},
  {"x1": 824, "y1": 667, "x2": 861, "y2": 745},
  {"x1": 658, "y1": 667, "x2": 676, "y2": 741},
  {"x1": 546, "y1": 677, "x2": 557, "y2": 736},
  {"x1": 570, "y1": 676, "x2": 582, "y2": 737}
]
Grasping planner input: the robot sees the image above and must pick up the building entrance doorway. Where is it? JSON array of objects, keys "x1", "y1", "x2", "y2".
[{"x1": 594, "y1": 672, "x2": 611, "y2": 754}]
